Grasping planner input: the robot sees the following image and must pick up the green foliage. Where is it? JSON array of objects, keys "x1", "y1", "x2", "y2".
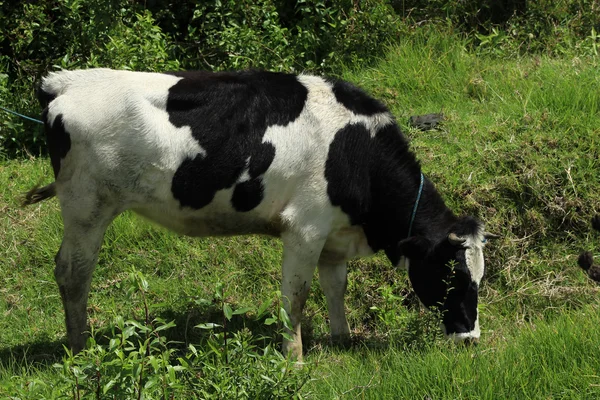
[
  {"x1": 2, "y1": 268, "x2": 311, "y2": 399},
  {"x1": 0, "y1": 0, "x2": 180, "y2": 155},
  {"x1": 396, "y1": 0, "x2": 600, "y2": 57},
  {"x1": 148, "y1": 0, "x2": 402, "y2": 72}
]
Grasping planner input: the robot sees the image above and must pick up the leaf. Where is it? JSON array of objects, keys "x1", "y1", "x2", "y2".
[
  {"x1": 144, "y1": 377, "x2": 158, "y2": 389},
  {"x1": 194, "y1": 298, "x2": 212, "y2": 307},
  {"x1": 264, "y1": 317, "x2": 277, "y2": 326},
  {"x1": 223, "y1": 303, "x2": 233, "y2": 321},
  {"x1": 214, "y1": 282, "x2": 224, "y2": 300},
  {"x1": 103, "y1": 379, "x2": 116, "y2": 394},
  {"x1": 261, "y1": 374, "x2": 276, "y2": 384},
  {"x1": 256, "y1": 299, "x2": 272, "y2": 320},
  {"x1": 232, "y1": 306, "x2": 253, "y2": 316},
  {"x1": 195, "y1": 323, "x2": 222, "y2": 330},
  {"x1": 154, "y1": 320, "x2": 176, "y2": 332},
  {"x1": 279, "y1": 307, "x2": 292, "y2": 329}
]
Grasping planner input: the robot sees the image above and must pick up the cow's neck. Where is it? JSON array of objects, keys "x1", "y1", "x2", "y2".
[{"x1": 361, "y1": 125, "x2": 457, "y2": 258}]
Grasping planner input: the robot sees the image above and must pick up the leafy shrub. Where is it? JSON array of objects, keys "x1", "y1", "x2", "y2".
[
  {"x1": 4, "y1": 268, "x2": 313, "y2": 399},
  {"x1": 148, "y1": 0, "x2": 403, "y2": 72},
  {"x1": 394, "y1": 0, "x2": 600, "y2": 57},
  {"x1": 0, "y1": 0, "x2": 179, "y2": 156}
]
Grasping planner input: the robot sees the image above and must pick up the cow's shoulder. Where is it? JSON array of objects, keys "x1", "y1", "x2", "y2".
[{"x1": 328, "y1": 78, "x2": 389, "y2": 116}]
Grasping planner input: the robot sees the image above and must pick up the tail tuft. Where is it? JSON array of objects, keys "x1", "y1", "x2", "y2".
[{"x1": 22, "y1": 183, "x2": 56, "y2": 206}]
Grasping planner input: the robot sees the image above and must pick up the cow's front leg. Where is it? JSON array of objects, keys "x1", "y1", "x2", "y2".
[
  {"x1": 318, "y1": 261, "x2": 351, "y2": 347},
  {"x1": 280, "y1": 232, "x2": 324, "y2": 361}
]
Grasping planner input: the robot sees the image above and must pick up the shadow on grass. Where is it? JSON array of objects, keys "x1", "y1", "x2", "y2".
[
  {"x1": 0, "y1": 298, "x2": 439, "y2": 368},
  {"x1": 151, "y1": 304, "x2": 410, "y2": 356},
  {"x1": 0, "y1": 338, "x2": 67, "y2": 370}
]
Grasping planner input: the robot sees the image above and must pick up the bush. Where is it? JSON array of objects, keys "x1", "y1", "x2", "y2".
[
  {"x1": 394, "y1": 0, "x2": 600, "y2": 56},
  {"x1": 0, "y1": 0, "x2": 180, "y2": 156},
  {"x1": 4, "y1": 268, "x2": 313, "y2": 399},
  {"x1": 142, "y1": 0, "x2": 404, "y2": 72}
]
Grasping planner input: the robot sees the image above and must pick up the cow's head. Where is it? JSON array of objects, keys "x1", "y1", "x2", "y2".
[{"x1": 397, "y1": 217, "x2": 497, "y2": 343}]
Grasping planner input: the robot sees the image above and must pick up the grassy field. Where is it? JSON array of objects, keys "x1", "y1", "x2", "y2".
[{"x1": 1, "y1": 28, "x2": 600, "y2": 398}]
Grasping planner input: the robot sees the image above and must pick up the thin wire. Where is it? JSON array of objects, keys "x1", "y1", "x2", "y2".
[
  {"x1": 407, "y1": 173, "x2": 424, "y2": 238},
  {"x1": 0, "y1": 106, "x2": 43, "y2": 124}
]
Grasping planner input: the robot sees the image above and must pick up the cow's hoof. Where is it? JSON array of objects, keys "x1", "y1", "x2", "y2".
[{"x1": 330, "y1": 334, "x2": 352, "y2": 349}]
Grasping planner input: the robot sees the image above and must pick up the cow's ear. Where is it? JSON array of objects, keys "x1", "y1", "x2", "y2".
[{"x1": 398, "y1": 236, "x2": 432, "y2": 260}]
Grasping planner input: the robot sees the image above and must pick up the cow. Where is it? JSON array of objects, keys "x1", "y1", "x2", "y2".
[{"x1": 24, "y1": 68, "x2": 498, "y2": 361}]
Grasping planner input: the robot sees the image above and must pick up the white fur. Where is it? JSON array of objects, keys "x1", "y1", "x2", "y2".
[{"x1": 464, "y1": 230, "x2": 487, "y2": 285}]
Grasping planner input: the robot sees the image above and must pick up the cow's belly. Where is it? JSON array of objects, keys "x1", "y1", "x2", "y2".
[
  {"x1": 127, "y1": 168, "x2": 302, "y2": 238},
  {"x1": 131, "y1": 201, "x2": 284, "y2": 238}
]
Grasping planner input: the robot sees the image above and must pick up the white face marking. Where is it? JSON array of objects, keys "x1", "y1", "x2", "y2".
[
  {"x1": 464, "y1": 233, "x2": 487, "y2": 284},
  {"x1": 236, "y1": 157, "x2": 252, "y2": 183}
]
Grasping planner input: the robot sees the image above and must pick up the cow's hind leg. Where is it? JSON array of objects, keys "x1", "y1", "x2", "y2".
[
  {"x1": 318, "y1": 261, "x2": 351, "y2": 347},
  {"x1": 55, "y1": 196, "x2": 118, "y2": 353}
]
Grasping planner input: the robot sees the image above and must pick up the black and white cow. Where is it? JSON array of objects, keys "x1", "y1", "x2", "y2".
[{"x1": 25, "y1": 68, "x2": 497, "y2": 360}]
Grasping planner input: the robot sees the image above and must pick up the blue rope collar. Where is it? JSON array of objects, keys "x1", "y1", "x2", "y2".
[
  {"x1": 0, "y1": 106, "x2": 43, "y2": 124},
  {"x1": 407, "y1": 173, "x2": 424, "y2": 238}
]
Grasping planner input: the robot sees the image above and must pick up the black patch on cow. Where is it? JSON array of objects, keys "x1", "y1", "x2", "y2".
[
  {"x1": 325, "y1": 123, "x2": 373, "y2": 225},
  {"x1": 449, "y1": 216, "x2": 482, "y2": 238},
  {"x1": 166, "y1": 71, "x2": 307, "y2": 211},
  {"x1": 443, "y1": 281, "x2": 478, "y2": 334},
  {"x1": 406, "y1": 220, "x2": 483, "y2": 335},
  {"x1": 330, "y1": 79, "x2": 388, "y2": 116},
  {"x1": 407, "y1": 244, "x2": 478, "y2": 334},
  {"x1": 37, "y1": 87, "x2": 68, "y2": 179},
  {"x1": 232, "y1": 179, "x2": 264, "y2": 212},
  {"x1": 326, "y1": 121, "x2": 455, "y2": 253},
  {"x1": 44, "y1": 113, "x2": 71, "y2": 179},
  {"x1": 441, "y1": 248, "x2": 478, "y2": 334}
]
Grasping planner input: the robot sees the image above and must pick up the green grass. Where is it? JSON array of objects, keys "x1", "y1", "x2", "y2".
[
  {"x1": 309, "y1": 305, "x2": 600, "y2": 399},
  {"x1": 1, "y1": 26, "x2": 600, "y2": 398}
]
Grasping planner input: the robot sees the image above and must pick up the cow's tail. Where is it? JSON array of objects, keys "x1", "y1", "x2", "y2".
[
  {"x1": 22, "y1": 75, "x2": 61, "y2": 207},
  {"x1": 22, "y1": 182, "x2": 56, "y2": 206}
]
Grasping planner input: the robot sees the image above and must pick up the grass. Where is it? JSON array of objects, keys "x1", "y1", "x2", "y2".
[
  {"x1": 1, "y1": 26, "x2": 600, "y2": 398},
  {"x1": 309, "y1": 304, "x2": 600, "y2": 399}
]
